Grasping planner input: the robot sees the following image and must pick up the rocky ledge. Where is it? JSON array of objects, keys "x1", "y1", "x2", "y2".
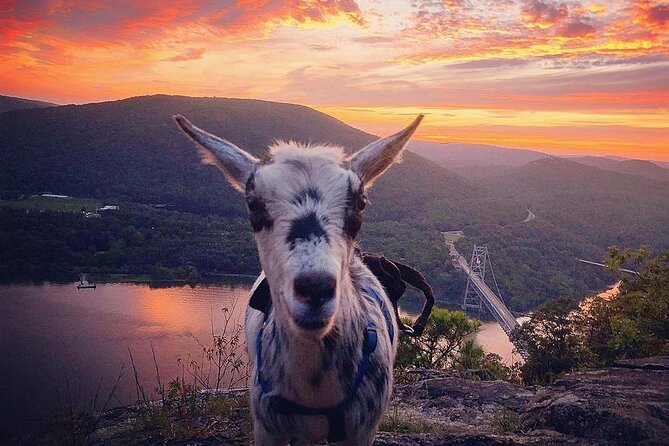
[
  {"x1": 380, "y1": 356, "x2": 669, "y2": 445},
  {"x1": 18, "y1": 357, "x2": 669, "y2": 445}
]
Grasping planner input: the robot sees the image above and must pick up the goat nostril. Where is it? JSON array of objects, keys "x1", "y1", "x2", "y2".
[{"x1": 293, "y1": 272, "x2": 336, "y2": 308}]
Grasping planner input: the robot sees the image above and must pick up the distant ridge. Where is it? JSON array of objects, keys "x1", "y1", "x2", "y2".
[
  {"x1": 569, "y1": 156, "x2": 669, "y2": 181},
  {"x1": 410, "y1": 139, "x2": 669, "y2": 180},
  {"x1": 0, "y1": 95, "x2": 56, "y2": 113},
  {"x1": 409, "y1": 140, "x2": 549, "y2": 168},
  {"x1": 468, "y1": 156, "x2": 669, "y2": 251}
]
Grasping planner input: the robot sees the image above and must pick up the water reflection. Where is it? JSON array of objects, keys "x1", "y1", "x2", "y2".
[
  {"x1": 0, "y1": 281, "x2": 253, "y2": 433},
  {"x1": 474, "y1": 318, "x2": 527, "y2": 364}
]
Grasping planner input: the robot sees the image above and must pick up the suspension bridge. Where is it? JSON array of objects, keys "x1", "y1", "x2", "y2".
[{"x1": 443, "y1": 232, "x2": 519, "y2": 336}]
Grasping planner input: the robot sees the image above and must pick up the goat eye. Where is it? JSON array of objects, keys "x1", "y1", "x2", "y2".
[
  {"x1": 356, "y1": 195, "x2": 367, "y2": 211},
  {"x1": 246, "y1": 196, "x2": 262, "y2": 213}
]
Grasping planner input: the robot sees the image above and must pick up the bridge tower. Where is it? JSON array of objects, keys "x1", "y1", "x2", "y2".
[{"x1": 462, "y1": 245, "x2": 490, "y2": 313}]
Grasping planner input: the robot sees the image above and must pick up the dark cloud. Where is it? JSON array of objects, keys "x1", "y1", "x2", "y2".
[
  {"x1": 498, "y1": 63, "x2": 669, "y2": 95},
  {"x1": 557, "y1": 18, "x2": 596, "y2": 37},
  {"x1": 352, "y1": 35, "x2": 395, "y2": 44},
  {"x1": 521, "y1": 0, "x2": 568, "y2": 27},
  {"x1": 543, "y1": 54, "x2": 669, "y2": 70},
  {"x1": 646, "y1": 2, "x2": 669, "y2": 26},
  {"x1": 445, "y1": 58, "x2": 534, "y2": 69}
]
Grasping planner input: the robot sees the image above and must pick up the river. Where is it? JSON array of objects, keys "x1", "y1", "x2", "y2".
[
  {"x1": 0, "y1": 282, "x2": 517, "y2": 431},
  {"x1": 0, "y1": 281, "x2": 251, "y2": 432}
]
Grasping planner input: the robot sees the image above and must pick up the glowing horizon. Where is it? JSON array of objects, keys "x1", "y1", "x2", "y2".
[{"x1": 1, "y1": 0, "x2": 668, "y2": 161}]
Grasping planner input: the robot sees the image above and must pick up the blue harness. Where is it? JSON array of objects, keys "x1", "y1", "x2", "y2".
[{"x1": 254, "y1": 285, "x2": 395, "y2": 443}]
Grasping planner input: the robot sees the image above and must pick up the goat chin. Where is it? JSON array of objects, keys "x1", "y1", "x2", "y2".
[
  {"x1": 286, "y1": 299, "x2": 337, "y2": 337},
  {"x1": 289, "y1": 311, "x2": 337, "y2": 338}
]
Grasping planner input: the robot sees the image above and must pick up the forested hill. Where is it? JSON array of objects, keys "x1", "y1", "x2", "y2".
[
  {"x1": 0, "y1": 95, "x2": 621, "y2": 310},
  {"x1": 0, "y1": 95, "x2": 375, "y2": 216},
  {"x1": 0, "y1": 95, "x2": 55, "y2": 113},
  {"x1": 465, "y1": 157, "x2": 669, "y2": 252},
  {"x1": 568, "y1": 156, "x2": 669, "y2": 182}
]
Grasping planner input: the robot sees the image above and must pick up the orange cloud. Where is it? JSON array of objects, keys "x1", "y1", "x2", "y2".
[
  {"x1": 0, "y1": 0, "x2": 667, "y2": 161},
  {"x1": 637, "y1": 0, "x2": 669, "y2": 30}
]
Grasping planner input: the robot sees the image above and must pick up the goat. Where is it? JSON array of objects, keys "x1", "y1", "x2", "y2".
[{"x1": 174, "y1": 113, "x2": 423, "y2": 445}]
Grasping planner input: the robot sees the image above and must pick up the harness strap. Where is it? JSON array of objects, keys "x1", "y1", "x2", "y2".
[
  {"x1": 255, "y1": 284, "x2": 392, "y2": 443},
  {"x1": 362, "y1": 286, "x2": 394, "y2": 344}
]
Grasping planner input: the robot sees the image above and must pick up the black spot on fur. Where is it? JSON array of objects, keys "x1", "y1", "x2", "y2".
[
  {"x1": 373, "y1": 365, "x2": 387, "y2": 394},
  {"x1": 245, "y1": 175, "x2": 273, "y2": 232},
  {"x1": 292, "y1": 187, "x2": 321, "y2": 206},
  {"x1": 340, "y1": 339, "x2": 357, "y2": 385},
  {"x1": 344, "y1": 179, "x2": 366, "y2": 239},
  {"x1": 286, "y1": 212, "x2": 328, "y2": 249},
  {"x1": 309, "y1": 371, "x2": 324, "y2": 388}
]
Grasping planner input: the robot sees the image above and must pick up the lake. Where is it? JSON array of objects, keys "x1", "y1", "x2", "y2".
[{"x1": 0, "y1": 281, "x2": 517, "y2": 433}]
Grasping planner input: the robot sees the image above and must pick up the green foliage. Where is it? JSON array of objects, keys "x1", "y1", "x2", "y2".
[
  {"x1": 492, "y1": 408, "x2": 519, "y2": 433},
  {"x1": 579, "y1": 247, "x2": 669, "y2": 361},
  {"x1": 188, "y1": 307, "x2": 249, "y2": 391},
  {"x1": 0, "y1": 205, "x2": 257, "y2": 281},
  {"x1": 513, "y1": 248, "x2": 669, "y2": 384},
  {"x1": 396, "y1": 308, "x2": 481, "y2": 369},
  {"x1": 454, "y1": 340, "x2": 512, "y2": 381},
  {"x1": 455, "y1": 339, "x2": 485, "y2": 370},
  {"x1": 0, "y1": 195, "x2": 102, "y2": 212},
  {"x1": 511, "y1": 298, "x2": 581, "y2": 385}
]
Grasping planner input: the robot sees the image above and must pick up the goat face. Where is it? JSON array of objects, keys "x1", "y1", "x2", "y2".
[
  {"x1": 245, "y1": 149, "x2": 361, "y2": 336},
  {"x1": 174, "y1": 114, "x2": 423, "y2": 338}
]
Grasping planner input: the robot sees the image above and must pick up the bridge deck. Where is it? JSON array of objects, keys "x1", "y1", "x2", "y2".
[{"x1": 448, "y1": 243, "x2": 519, "y2": 335}]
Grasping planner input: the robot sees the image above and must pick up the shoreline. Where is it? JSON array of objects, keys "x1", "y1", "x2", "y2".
[{"x1": 0, "y1": 271, "x2": 259, "y2": 287}]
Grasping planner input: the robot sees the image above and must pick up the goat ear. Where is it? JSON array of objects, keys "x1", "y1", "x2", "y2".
[
  {"x1": 347, "y1": 115, "x2": 423, "y2": 186},
  {"x1": 174, "y1": 115, "x2": 259, "y2": 192}
]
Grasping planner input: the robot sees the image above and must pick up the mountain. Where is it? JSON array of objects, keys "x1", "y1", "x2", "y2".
[
  {"x1": 409, "y1": 140, "x2": 549, "y2": 170},
  {"x1": 0, "y1": 95, "x2": 637, "y2": 311},
  {"x1": 472, "y1": 157, "x2": 669, "y2": 252},
  {"x1": 569, "y1": 156, "x2": 669, "y2": 182},
  {"x1": 0, "y1": 95, "x2": 55, "y2": 113}
]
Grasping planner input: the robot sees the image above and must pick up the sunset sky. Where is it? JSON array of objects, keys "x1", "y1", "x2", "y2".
[{"x1": 1, "y1": 0, "x2": 668, "y2": 160}]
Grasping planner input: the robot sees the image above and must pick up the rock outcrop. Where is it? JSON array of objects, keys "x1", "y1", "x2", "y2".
[{"x1": 381, "y1": 357, "x2": 669, "y2": 445}]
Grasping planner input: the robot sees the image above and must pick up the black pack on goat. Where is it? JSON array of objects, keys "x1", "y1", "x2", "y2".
[{"x1": 355, "y1": 249, "x2": 435, "y2": 337}]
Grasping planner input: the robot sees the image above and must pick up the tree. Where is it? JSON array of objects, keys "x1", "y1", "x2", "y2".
[
  {"x1": 454, "y1": 340, "x2": 512, "y2": 381},
  {"x1": 578, "y1": 247, "x2": 669, "y2": 361},
  {"x1": 396, "y1": 308, "x2": 480, "y2": 369},
  {"x1": 511, "y1": 298, "x2": 580, "y2": 385},
  {"x1": 513, "y1": 247, "x2": 669, "y2": 385}
]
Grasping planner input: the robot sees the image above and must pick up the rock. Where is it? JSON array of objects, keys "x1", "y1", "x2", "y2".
[
  {"x1": 521, "y1": 358, "x2": 669, "y2": 445},
  {"x1": 374, "y1": 430, "x2": 594, "y2": 445},
  {"x1": 611, "y1": 356, "x2": 669, "y2": 371}
]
